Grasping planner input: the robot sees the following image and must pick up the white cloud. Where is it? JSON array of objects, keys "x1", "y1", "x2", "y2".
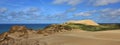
[
  {"x1": 75, "y1": 12, "x2": 92, "y2": 16},
  {"x1": 53, "y1": 0, "x2": 120, "y2": 6},
  {"x1": 0, "y1": 8, "x2": 7, "y2": 13},
  {"x1": 92, "y1": 0, "x2": 120, "y2": 6},
  {"x1": 74, "y1": 8, "x2": 120, "y2": 18},
  {"x1": 50, "y1": 7, "x2": 77, "y2": 20},
  {"x1": 26, "y1": 7, "x2": 40, "y2": 13},
  {"x1": 0, "y1": 7, "x2": 41, "y2": 21},
  {"x1": 53, "y1": 0, "x2": 82, "y2": 6},
  {"x1": 67, "y1": 7, "x2": 76, "y2": 12},
  {"x1": 100, "y1": 8, "x2": 120, "y2": 17}
]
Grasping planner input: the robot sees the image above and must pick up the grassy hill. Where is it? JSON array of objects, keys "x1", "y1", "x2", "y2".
[{"x1": 65, "y1": 23, "x2": 120, "y2": 31}]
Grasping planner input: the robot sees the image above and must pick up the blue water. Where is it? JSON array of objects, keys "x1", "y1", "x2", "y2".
[{"x1": 0, "y1": 24, "x2": 50, "y2": 33}]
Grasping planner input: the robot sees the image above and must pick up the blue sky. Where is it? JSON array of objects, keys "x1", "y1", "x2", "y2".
[{"x1": 0, "y1": 0, "x2": 120, "y2": 24}]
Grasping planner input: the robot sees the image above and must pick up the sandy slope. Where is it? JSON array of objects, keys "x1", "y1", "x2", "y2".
[
  {"x1": 2, "y1": 29, "x2": 120, "y2": 45},
  {"x1": 67, "y1": 19, "x2": 99, "y2": 26},
  {"x1": 37, "y1": 30, "x2": 120, "y2": 45}
]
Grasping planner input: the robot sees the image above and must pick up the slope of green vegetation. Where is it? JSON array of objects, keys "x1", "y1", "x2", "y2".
[{"x1": 66, "y1": 23, "x2": 120, "y2": 31}]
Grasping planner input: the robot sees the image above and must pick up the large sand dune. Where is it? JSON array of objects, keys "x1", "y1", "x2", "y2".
[
  {"x1": 67, "y1": 19, "x2": 99, "y2": 26},
  {"x1": 36, "y1": 30, "x2": 120, "y2": 45}
]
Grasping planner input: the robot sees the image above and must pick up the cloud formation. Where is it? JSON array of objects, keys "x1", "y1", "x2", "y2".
[
  {"x1": 0, "y1": 7, "x2": 42, "y2": 22},
  {"x1": 99, "y1": 8, "x2": 120, "y2": 18},
  {"x1": 0, "y1": 7, "x2": 69, "y2": 23},
  {"x1": 53, "y1": 0, "x2": 120, "y2": 6},
  {"x1": 66, "y1": 7, "x2": 76, "y2": 13},
  {"x1": 74, "y1": 8, "x2": 120, "y2": 18},
  {"x1": 0, "y1": 7, "x2": 8, "y2": 14},
  {"x1": 91, "y1": 0, "x2": 120, "y2": 6},
  {"x1": 75, "y1": 12, "x2": 92, "y2": 16},
  {"x1": 26, "y1": 7, "x2": 40, "y2": 13},
  {"x1": 53, "y1": 0, "x2": 82, "y2": 6},
  {"x1": 51, "y1": 7, "x2": 77, "y2": 20}
]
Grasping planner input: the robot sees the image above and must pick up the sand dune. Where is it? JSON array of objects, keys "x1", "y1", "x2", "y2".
[
  {"x1": 1, "y1": 27, "x2": 120, "y2": 45},
  {"x1": 67, "y1": 19, "x2": 99, "y2": 26},
  {"x1": 37, "y1": 30, "x2": 120, "y2": 45}
]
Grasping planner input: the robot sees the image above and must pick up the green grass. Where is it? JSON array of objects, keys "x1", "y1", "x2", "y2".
[{"x1": 66, "y1": 23, "x2": 120, "y2": 31}]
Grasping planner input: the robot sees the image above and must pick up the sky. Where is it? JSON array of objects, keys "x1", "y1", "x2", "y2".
[{"x1": 0, "y1": 0, "x2": 120, "y2": 24}]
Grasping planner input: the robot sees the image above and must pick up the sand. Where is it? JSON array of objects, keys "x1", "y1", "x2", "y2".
[
  {"x1": 36, "y1": 29, "x2": 120, "y2": 45},
  {"x1": 67, "y1": 19, "x2": 99, "y2": 26},
  {"x1": 2, "y1": 29, "x2": 120, "y2": 45}
]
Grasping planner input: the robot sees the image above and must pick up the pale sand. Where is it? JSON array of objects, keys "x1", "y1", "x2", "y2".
[
  {"x1": 7, "y1": 29, "x2": 120, "y2": 45},
  {"x1": 37, "y1": 30, "x2": 120, "y2": 45}
]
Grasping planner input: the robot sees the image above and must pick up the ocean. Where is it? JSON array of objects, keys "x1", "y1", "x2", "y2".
[{"x1": 0, "y1": 24, "x2": 50, "y2": 34}]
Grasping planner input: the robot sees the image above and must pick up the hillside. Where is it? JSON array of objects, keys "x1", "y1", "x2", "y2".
[
  {"x1": 0, "y1": 20, "x2": 120, "y2": 45},
  {"x1": 1, "y1": 25, "x2": 120, "y2": 45}
]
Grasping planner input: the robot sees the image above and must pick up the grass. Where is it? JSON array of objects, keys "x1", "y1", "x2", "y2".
[{"x1": 66, "y1": 23, "x2": 120, "y2": 31}]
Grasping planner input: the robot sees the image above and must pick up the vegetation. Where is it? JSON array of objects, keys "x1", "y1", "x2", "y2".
[{"x1": 66, "y1": 23, "x2": 120, "y2": 31}]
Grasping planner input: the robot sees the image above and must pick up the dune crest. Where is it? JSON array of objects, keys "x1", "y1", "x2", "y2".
[{"x1": 67, "y1": 19, "x2": 99, "y2": 26}]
